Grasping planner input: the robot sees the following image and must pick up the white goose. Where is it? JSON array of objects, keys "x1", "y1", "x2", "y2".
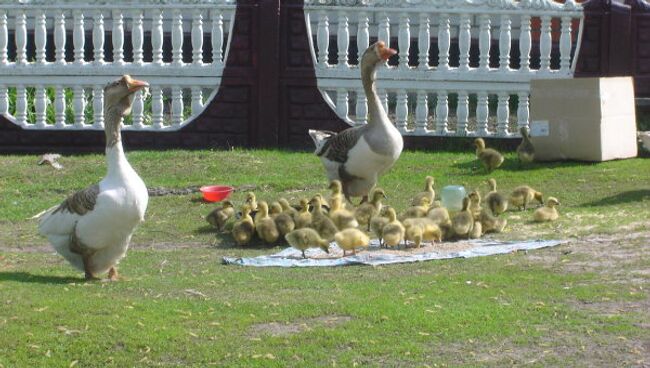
[
  {"x1": 310, "y1": 41, "x2": 403, "y2": 203},
  {"x1": 37, "y1": 75, "x2": 149, "y2": 280}
]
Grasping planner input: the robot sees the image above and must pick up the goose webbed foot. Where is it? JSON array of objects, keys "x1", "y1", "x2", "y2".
[{"x1": 107, "y1": 267, "x2": 119, "y2": 281}]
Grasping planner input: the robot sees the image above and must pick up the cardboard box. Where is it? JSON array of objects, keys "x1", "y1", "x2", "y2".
[{"x1": 529, "y1": 77, "x2": 638, "y2": 162}]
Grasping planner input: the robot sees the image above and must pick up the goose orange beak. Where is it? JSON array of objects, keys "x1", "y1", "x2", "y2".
[
  {"x1": 126, "y1": 77, "x2": 149, "y2": 93},
  {"x1": 377, "y1": 41, "x2": 397, "y2": 61}
]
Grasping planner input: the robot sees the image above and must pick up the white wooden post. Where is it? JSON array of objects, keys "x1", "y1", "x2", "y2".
[
  {"x1": 192, "y1": 10, "x2": 204, "y2": 65},
  {"x1": 54, "y1": 86, "x2": 66, "y2": 127},
  {"x1": 211, "y1": 10, "x2": 224, "y2": 66},
  {"x1": 15, "y1": 11, "x2": 27, "y2": 65},
  {"x1": 73, "y1": 86, "x2": 86, "y2": 127},
  {"x1": 357, "y1": 13, "x2": 369, "y2": 62},
  {"x1": 497, "y1": 92, "x2": 509, "y2": 136},
  {"x1": 93, "y1": 85, "x2": 104, "y2": 129},
  {"x1": 152, "y1": 9, "x2": 164, "y2": 65},
  {"x1": 112, "y1": 10, "x2": 124, "y2": 65},
  {"x1": 35, "y1": 10, "x2": 47, "y2": 64},
  {"x1": 73, "y1": 11, "x2": 85, "y2": 64},
  {"x1": 172, "y1": 86, "x2": 183, "y2": 126},
  {"x1": 456, "y1": 91, "x2": 469, "y2": 136},
  {"x1": 337, "y1": 12, "x2": 349, "y2": 68},
  {"x1": 540, "y1": 15, "x2": 552, "y2": 72},
  {"x1": 0, "y1": 85, "x2": 7, "y2": 116},
  {"x1": 93, "y1": 11, "x2": 105, "y2": 64},
  {"x1": 336, "y1": 88, "x2": 348, "y2": 120},
  {"x1": 499, "y1": 15, "x2": 511, "y2": 71},
  {"x1": 459, "y1": 14, "x2": 471, "y2": 71},
  {"x1": 380, "y1": 89, "x2": 389, "y2": 114},
  {"x1": 438, "y1": 14, "x2": 450, "y2": 71},
  {"x1": 132, "y1": 10, "x2": 144, "y2": 65},
  {"x1": 151, "y1": 86, "x2": 164, "y2": 128},
  {"x1": 418, "y1": 13, "x2": 430, "y2": 70},
  {"x1": 517, "y1": 91, "x2": 529, "y2": 130},
  {"x1": 378, "y1": 13, "x2": 390, "y2": 66},
  {"x1": 172, "y1": 9, "x2": 184, "y2": 65},
  {"x1": 355, "y1": 88, "x2": 367, "y2": 125},
  {"x1": 479, "y1": 15, "x2": 491, "y2": 71},
  {"x1": 132, "y1": 90, "x2": 144, "y2": 129},
  {"x1": 34, "y1": 86, "x2": 47, "y2": 128},
  {"x1": 560, "y1": 16, "x2": 573, "y2": 73},
  {"x1": 476, "y1": 92, "x2": 489, "y2": 135},
  {"x1": 16, "y1": 85, "x2": 27, "y2": 126},
  {"x1": 55, "y1": 12, "x2": 66, "y2": 64},
  {"x1": 191, "y1": 86, "x2": 203, "y2": 115},
  {"x1": 436, "y1": 91, "x2": 449, "y2": 134},
  {"x1": 0, "y1": 11, "x2": 6, "y2": 65},
  {"x1": 398, "y1": 13, "x2": 410, "y2": 69},
  {"x1": 519, "y1": 15, "x2": 531, "y2": 72},
  {"x1": 396, "y1": 89, "x2": 408, "y2": 132},
  {"x1": 317, "y1": 12, "x2": 329, "y2": 67},
  {"x1": 414, "y1": 90, "x2": 428, "y2": 134}
]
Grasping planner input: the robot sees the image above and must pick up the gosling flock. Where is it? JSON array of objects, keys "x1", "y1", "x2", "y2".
[{"x1": 35, "y1": 41, "x2": 558, "y2": 279}]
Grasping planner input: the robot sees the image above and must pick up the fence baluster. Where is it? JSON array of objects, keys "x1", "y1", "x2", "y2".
[
  {"x1": 152, "y1": 9, "x2": 164, "y2": 65},
  {"x1": 418, "y1": 13, "x2": 430, "y2": 70},
  {"x1": 476, "y1": 92, "x2": 489, "y2": 135},
  {"x1": 415, "y1": 90, "x2": 428, "y2": 134},
  {"x1": 497, "y1": 92, "x2": 509, "y2": 136},
  {"x1": 396, "y1": 90, "x2": 408, "y2": 132},
  {"x1": 357, "y1": 13, "x2": 369, "y2": 63},
  {"x1": 436, "y1": 91, "x2": 449, "y2": 135},
  {"x1": 16, "y1": 85, "x2": 27, "y2": 126},
  {"x1": 93, "y1": 85, "x2": 104, "y2": 129},
  {"x1": 517, "y1": 92, "x2": 529, "y2": 131},
  {"x1": 192, "y1": 10, "x2": 203, "y2": 65},
  {"x1": 0, "y1": 85, "x2": 7, "y2": 116},
  {"x1": 172, "y1": 86, "x2": 183, "y2": 126},
  {"x1": 459, "y1": 14, "x2": 471, "y2": 71},
  {"x1": 380, "y1": 89, "x2": 388, "y2": 113},
  {"x1": 132, "y1": 10, "x2": 144, "y2": 65},
  {"x1": 398, "y1": 13, "x2": 410, "y2": 69},
  {"x1": 355, "y1": 88, "x2": 367, "y2": 125},
  {"x1": 73, "y1": 11, "x2": 85, "y2": 64},
  {"x1": 211, "y1": 10, "x2": 224, "y2": 67},
  {"x1": 192, "y1": 87, "x2": 203, "y2": 116},
  {"x1": 151, "y1": 86, "x2": 163, "y2": 129},
  {"x1": 172, "y1": 9, "x2": 183, "y2": 65},
  {"x1": 499, "y1": 15, "x2": 511, "y2": 71},
  {"x1": 317, "y1": 12, "x2": 329, "y2": 67},
  {"x1": 35, "y1": 10, "x2": 47, "y2": 64},
  {"x1": 93, "y1": 11, "x2": 104, "y2": 64},
  {"x1": 15, "y1": 11, "x2": 27, "y2": 65},
  {"x1": 540, "y1": 15, "x2": 552, "y2": 72},
  {"x1": 560, "y1": 16, "x2": 572, "y2": 73},
  {"x1": 55, "y1": 86, "x2": 66, "y2": 127},
  {"x1": 378, "y1": 13, "x2": 390, "y2": 66},
  {"x1": 34, "y1": 86, "x2": 47, "y2": 128},
  {"x1": 519, "y1": 15, "x2": 531, "y2": 72},
  {"x1": 55, "y1": 12, "x2": 66, "y2": 64},
  {"x1": 479, "y1": 15, "x2": 490, "y2": 71},
  {"x1": 457, "y1": 91, "x2": 469, "y2": 136},
  {"x1": 0, "y1": 11, "x2": 6, "y2": 65},
  {"x1": 336, "y1": 88, "x2": 348, "y2": 120},
  {"x1": 132, "y1": 90, "x2": 144, "y2": 129},
  {"x1": 337, "y1": 12, "x2": 349, "y2": 68},
  {"x1": 73, "y1": 86, "x2": 86, "y2": 127},
  {"x1": 438, "y1": 14, "x2": 450, "y2": 71},
  {"x1": 113, "y1": 10, "x2": 124, "y2": 64}
]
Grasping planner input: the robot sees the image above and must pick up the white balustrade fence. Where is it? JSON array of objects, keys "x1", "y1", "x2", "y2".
[
  {"x1": 0, "y1": 0, "x2": 235, "y2": 130},
  {"x1": 305, "y1": 0, "x2": 585, "y2": 137}
]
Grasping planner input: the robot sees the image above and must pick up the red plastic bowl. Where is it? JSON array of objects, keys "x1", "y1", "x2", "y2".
[{"x1": 200, "y1": 185, "x2": 234, "y2": 202}]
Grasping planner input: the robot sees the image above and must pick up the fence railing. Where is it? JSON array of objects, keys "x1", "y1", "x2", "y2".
[
  {"x1": 304, "y1": 0, "x2": 585, "y2": 137},
  {"x1": 0, "y1": 0, "x2": 235, "y2": 130}
]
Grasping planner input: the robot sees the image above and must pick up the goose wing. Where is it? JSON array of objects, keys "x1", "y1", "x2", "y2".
[
  {"x1": 315, "y1": 126, "x2": 365, "y2": 163},
  {"x1": 38, "y1": 184, "x2": 100, "y2": 239}
]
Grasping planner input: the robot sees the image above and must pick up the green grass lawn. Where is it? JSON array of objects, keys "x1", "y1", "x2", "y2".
[{"x1": 1, "y1": 149, "x2": 649, "y2": 367}]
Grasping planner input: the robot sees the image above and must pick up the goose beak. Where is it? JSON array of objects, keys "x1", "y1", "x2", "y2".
[
  {"x1": 379, "y1": 45, "x2": 397, "y2": 61},
  {"x1": 126, "y1": 77, "x2": 149, "y2": 93}
]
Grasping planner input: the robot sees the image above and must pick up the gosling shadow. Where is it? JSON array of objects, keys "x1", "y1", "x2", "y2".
[
  {"x1": 0, "y1": 271, "x2": 80, "y2": 284},
  {"x1": 579, "y1": 190, "x2": 650, "y2": 207}
]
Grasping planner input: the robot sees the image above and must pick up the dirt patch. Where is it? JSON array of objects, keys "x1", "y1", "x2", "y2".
[{"x1": 248, "y1": 315, "x2": 352, "y2": 338}]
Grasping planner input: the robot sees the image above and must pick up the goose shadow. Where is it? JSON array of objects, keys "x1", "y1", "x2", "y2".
[
  {"x1": 579, "y1": 190, "x2": 650, "y2": 207},
  {"x1": 0, "y1": 271, "x2": 80, "y2": 284}
]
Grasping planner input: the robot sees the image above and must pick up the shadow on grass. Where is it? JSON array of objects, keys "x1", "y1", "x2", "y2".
[
  {"x1": 453, "y1": 158, "x2": 595, "y2": 173},
  {"x1": 0, "y1": 271, "x2": 80, "y2": 284},
  {"x1": 579, "y1": 190, "x2": 650, "y2": 207}
]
